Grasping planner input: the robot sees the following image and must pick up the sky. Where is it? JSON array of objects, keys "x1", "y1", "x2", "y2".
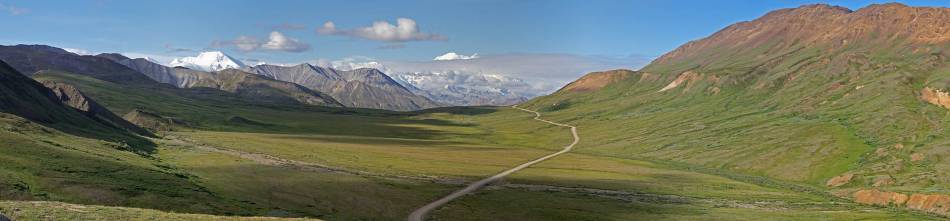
[{"x1": 1, "y1": 0, "x2": 949, "y2": 90}]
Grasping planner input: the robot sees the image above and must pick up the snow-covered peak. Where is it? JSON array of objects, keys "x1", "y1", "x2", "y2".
[
  {"x1": 169, "y1": 51, "x2": 246, "y2": 71},
  {"x1": 433, "y1": 52, "x2": 479, "y2": 61}
]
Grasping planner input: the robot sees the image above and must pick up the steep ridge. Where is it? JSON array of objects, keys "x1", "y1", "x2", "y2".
[
  {"x1": 100, "y1": 55, "x2": 341, "y2": 107},
  {"x1": 0, "y1": 45, "x2": 156, "y2": 84},
  {"x1": 0, "y1": 59, "x2": 154, "y2": 152},
  {"x1": 247, "y1": 64, "x2": 440, "y2": 111},
  {"x1": 523, "y1": 3, "x2": 950, "y2": 216}
]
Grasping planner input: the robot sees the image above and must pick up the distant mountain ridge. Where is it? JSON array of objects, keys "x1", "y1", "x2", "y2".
[
  {"x1": 246, "y1": 64, "x2": 440, "y2": 111},
  {"x1": 0, "y1": 45, "x2": 157, "y2": 84}
]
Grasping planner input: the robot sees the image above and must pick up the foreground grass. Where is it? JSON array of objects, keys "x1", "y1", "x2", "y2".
[{"x1": 0, "y1": 201, "x2": 319, "y2": 221}]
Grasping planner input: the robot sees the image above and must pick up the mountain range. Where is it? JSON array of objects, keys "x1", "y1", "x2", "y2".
[
  {"x1": 102, "y1": 54, "x2": 341, "y2": 107},
  {"x1": 388, "y1": 71, "x2": 534, "y2": 106}
]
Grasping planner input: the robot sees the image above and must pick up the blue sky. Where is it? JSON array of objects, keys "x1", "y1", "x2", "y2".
[{"x1": 1, "y1": 0, "x2": 948, "y2": 88}]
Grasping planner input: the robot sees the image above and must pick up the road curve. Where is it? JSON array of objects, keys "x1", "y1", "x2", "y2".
[{"x1": 408, "y1": 105, "x2": 579, "y2": 221}]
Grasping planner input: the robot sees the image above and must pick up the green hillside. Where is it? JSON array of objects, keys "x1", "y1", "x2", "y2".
[{"x1": 521, "y1": 3, "x2": 950, "y2": 216}]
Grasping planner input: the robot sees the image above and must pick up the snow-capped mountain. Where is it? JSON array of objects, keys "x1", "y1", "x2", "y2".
[
  {"x1": 387, "y1": 71, "x2": 538, "y2": 106},
  {"x1": 169, "y1": 51, "x2": 246, "y2": 71}
]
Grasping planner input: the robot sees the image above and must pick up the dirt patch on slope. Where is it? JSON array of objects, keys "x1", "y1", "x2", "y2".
[
  {"x1": 853, "y1": 189, "x2": 950, "y2": 216},
  {"x1": 853, "y1": 189, "x2": 908, "y2": 206},
  {"x1": 907, "y1": 193, "x2": 950, "y2": 215},
  {"x1": 659, "y1": 71, "x2": 702, "y2": 92},
  {"x1": 826, "y1": 173, "x2": 854, "y2": 187}
]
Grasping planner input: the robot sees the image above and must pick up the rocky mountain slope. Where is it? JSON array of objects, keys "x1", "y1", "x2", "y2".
[
  {"x1": 101, "y1": 54, "x2": 340, "y2": 107},
  {"x1": 523, "y1": 3, "x2": 950, "y2": 216},
  {"x1": 246, "y1": 64, "x2": 439, "y2": 111}
]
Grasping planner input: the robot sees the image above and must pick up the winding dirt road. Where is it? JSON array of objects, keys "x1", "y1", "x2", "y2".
[{"x1": 408, "y1": 105, "x2": 579, "y2": 221}]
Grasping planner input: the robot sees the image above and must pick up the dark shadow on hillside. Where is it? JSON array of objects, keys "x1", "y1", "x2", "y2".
[
  {"x1": 414, "y1": 106, "x2": 500, "y2": 116},
  {"x1": 0, "y1": 60, "x2": 157, "y2": 154}
]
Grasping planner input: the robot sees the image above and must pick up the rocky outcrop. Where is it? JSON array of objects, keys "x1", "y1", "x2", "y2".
[
  {"x1": 921, "y1": 87, "x2": 950, "y2": 110},
  {"x1": 559, "y1": 69, "x2": 636, "y2": 92}
]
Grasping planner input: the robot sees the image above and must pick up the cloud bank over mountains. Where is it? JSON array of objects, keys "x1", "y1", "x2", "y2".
[{"x1": 315, "y1": 52, "x2": 651, "y2": 95}]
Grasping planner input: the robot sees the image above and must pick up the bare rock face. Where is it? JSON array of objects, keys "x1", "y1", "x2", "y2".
[
  {"x1": 41, "y1": 81, "x2": 152, "y2": 137},
  {"x1": 559, "y1": 69, "x2": 636, "y2": 92}
]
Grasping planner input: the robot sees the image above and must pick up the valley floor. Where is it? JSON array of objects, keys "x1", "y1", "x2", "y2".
[{"x1": 0, "y1": 107, "x2": 942, "y2": 220}]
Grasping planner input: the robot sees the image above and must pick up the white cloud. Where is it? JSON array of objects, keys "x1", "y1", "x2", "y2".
[
  {"x1": 213, "y1": 31, "x2": 310, "y2": 53},
  {"x1": 318, "y1": 18, "x2": 446, "y2": 42},
  {"x1": 0, "y1": 3, "x2": 28, "y2": 16},
  {"x1": 261, "y1": 31, "x2": 310, "y2": 52},
  {"x1": 433, "y1": 52, "x2": 479, "y2": 61}
]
